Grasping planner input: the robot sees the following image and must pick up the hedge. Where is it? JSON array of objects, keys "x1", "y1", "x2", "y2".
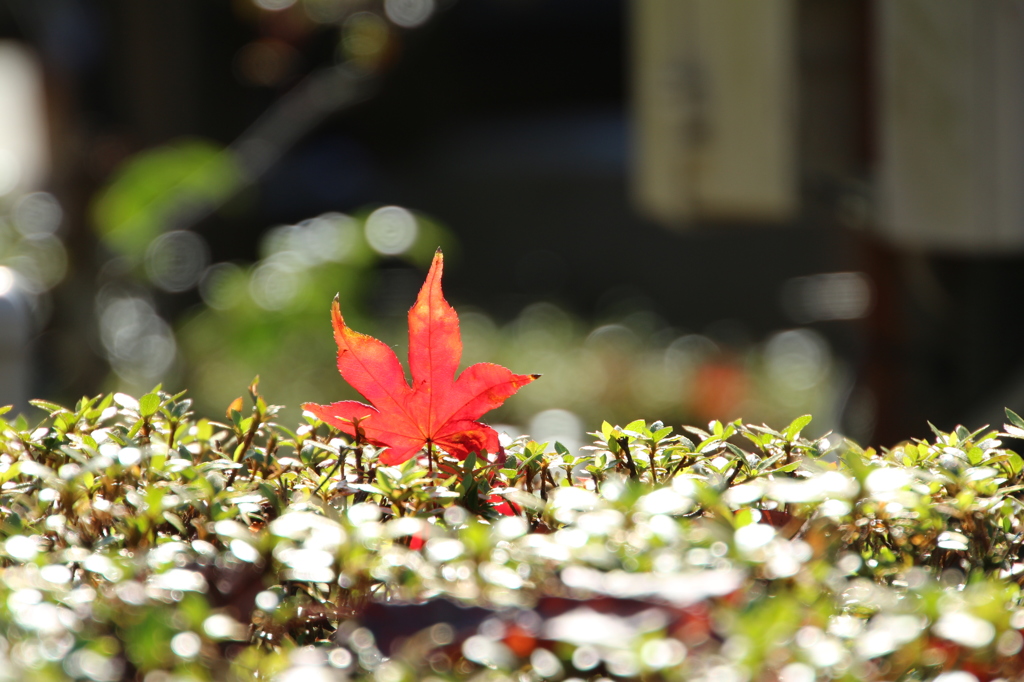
[{"x1": 0, "y1": 386, "x2": 1023, "y2": 681}]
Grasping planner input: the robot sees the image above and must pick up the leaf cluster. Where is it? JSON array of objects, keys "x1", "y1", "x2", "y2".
[{"x1": 1, "y1": 393, "x2": 1024, "y2": 680}]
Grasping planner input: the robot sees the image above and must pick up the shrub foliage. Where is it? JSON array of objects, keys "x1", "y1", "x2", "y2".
[{"x1": 1, "y1": 385, "x2": 1024, "y2": 681}]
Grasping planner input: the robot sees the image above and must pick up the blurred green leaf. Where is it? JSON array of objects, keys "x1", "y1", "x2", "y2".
[
  {"x1": 92, "y1": 138, "x2": 242, "y2": 259},
  {"x1": 139, "y1": 393, "x2": 161, "y2": 418}
]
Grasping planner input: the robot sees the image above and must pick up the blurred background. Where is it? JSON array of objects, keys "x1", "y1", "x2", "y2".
[{"x1": 0, "y1": 0, "x2": 1021, "y2": 450}]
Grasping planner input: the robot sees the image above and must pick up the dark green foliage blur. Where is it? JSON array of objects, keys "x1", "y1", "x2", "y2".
[
  {"x1": 1, "y1": 387, "x2": 1024, "y2": 680},
  {"x1": 86, "y1": 144, "x2": 840, "y2": 433},
  {"x1": 174, "y1": 207, "x2": 455, "y2": 423}
]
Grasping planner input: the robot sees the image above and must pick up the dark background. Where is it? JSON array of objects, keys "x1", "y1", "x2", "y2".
[{"x1": 1, "y1": 0, "x2": 1021, "y2": 445}]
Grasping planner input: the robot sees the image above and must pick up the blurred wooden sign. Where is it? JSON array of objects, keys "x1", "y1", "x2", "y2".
[
  {"x1": 0, "y1": 42, "x2": 49, "y2": 198},
  {"x1": 876, "y1": 1, "x2": 1024, "y2": 252},
  {"x1": 631, "y1": 0, "x2": 798, "y2": 225}
]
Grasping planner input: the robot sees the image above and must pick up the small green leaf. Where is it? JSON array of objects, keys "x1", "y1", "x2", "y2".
[
  {"x1": 696, "y1": 436, "x2": 721, "y2": 453},
  {"x1": 163, "y1": 511, "x2": 187, "y2": 535},
  {"x1": 624, "y1": 419, "x2": 647, "y2": 435},
  {"x1": 463, "y1": 451, "x2": 478, "y2": 477},
  {"x1": 756, "y1": 452, "x2": 787, "y2": 473},
  {"x1": 784, "y1": 415, "x2": 813, "y2": 440},
  {"x1": 139, "y1": 393, "x2": 161, "y2": 418},
  {"x1": 769, "y1": 461, "x2": 801, "y2": 474},
  {"x1": 903, "y1": 444, "x2": 918, "y2": 462},
  {"x1": 29, "y1": 400, "x2": 66, "y2": 415},
  {"x1": 734, "y1": 508, "x2": 755, "y2": 528},
  {"x1": 1007, "y1": 453, "x2": 1024, "y2": 476},
  {"x1": 0, "y1": 462, "x2": 21, "y2": 483},
  {"x1": 1007, "y1": 408, "x2": 1024, "y2": 430},
  {"x1": 927, "y1": 421, "x2": 947, "y2": 441},
  {"x1": 195, "y1": 419, "x2": 213, "y2": 442},
  {"x1": 684, "y1": 425, "x2": 711, "y2": 440}
]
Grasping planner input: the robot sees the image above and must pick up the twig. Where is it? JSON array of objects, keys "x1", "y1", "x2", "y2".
[
  {"x1": 227, "y1": 412, "x2": 261, "y2": 488},
  {"x1": 313, "y1": 445, "x2": 350, "y2": 496},
  {"x1": 616, "y1": 437, "x2": 639, "y2": 480}
]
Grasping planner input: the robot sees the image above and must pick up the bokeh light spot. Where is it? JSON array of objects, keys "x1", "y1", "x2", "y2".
[
  {"x1": 13, "y1": 192, "x2": 61, "y2": 236},
  {"x1": 253, "y1": 0, "x2": 296, "y2": 11},
  {"x1": 571, "y1": 645, "x2": 600, "y2": 671},
  {"x1": 997, "y1": 629, "x2": 1023, "y2": 657},
  {"x1": 304, "y1": 0, "x2": 347, "y2": 24},
  {"x1": 145, "y1": 230, "x2": 210, "y2": 293},
  {"x1": 98, "y1": 295, "x2": 177, "y2": 383},
  {"x1": 640, "y1": 638, "x2": 686, "y2": 669},
  {"x1": 529, "y1": 647, "x2": 562, "y2": 678},
  {"x1": 778, "y1": 662, "x2": 815, "y2": 682},
  {"x1": 170, "y1": 631, "x2": 202, "y2": 659},
  {"x1": 304, "y1": 212, "x2": 359, "y2": 262},
  {"x1": 343, "y1": 12, "x2": 391, "y2": 64},
  {"x1": 204, "y1": 613, "x2": 248, "y2": 640},
  {"x1": 365, "y1": 205, "x2": 418, "y2": 255},
  {"x1": 328, "y1": 648, "x2": 353, "y2": 668},
  {"x1": 255, "y1": 590, "x2": 280, "y2": 611},
  {"x1": 782, "y1": 271, "x2": 873, "y2": 323},
  {"x1": 763, "y1": 329, "x2": 830, "y2": 391},
  {"x1": 932, "y1": 673, "x2": 979, "y2": 682},
  {"x1": 384, "y1": 0, "x2": 435, "y2": 28},
  {"x1": 235, "y1": 39, "x2": 298, "y2": 88},
  {"x1": 528, "y1": 409, "x2": 583, "y2": 455},
  {"x1": 933, "y1": 611, "x2": 995, "y2": 648},
  {"x1": 665, "y1": 334, "x2": 717, "y2": 375},
  {"x1": 5, "y1": 535, "x2": 39, "y2": 561},
  {"x1": 250, "y1": 261, "x2": 301, "y2": 310},
  {"x1": 199, "y1": 262, "x2": 246, "y2": 310},
  {"x1": 0, "y1": 266, "x2": 14, "y2": 297},
  {"x1": 0, "y1": 149, "x2": 20, "y2": 196},
  {"x1": 65, "y1": 650, "x2": 123, "y2": 682},
  {"x1": 11, "y1": 234, "x2": 67, "y2": 293}
]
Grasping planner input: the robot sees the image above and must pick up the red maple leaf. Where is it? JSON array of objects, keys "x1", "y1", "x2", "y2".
[{"x1": 302, "y1": 249, "x2": 538, "y2": 466}]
